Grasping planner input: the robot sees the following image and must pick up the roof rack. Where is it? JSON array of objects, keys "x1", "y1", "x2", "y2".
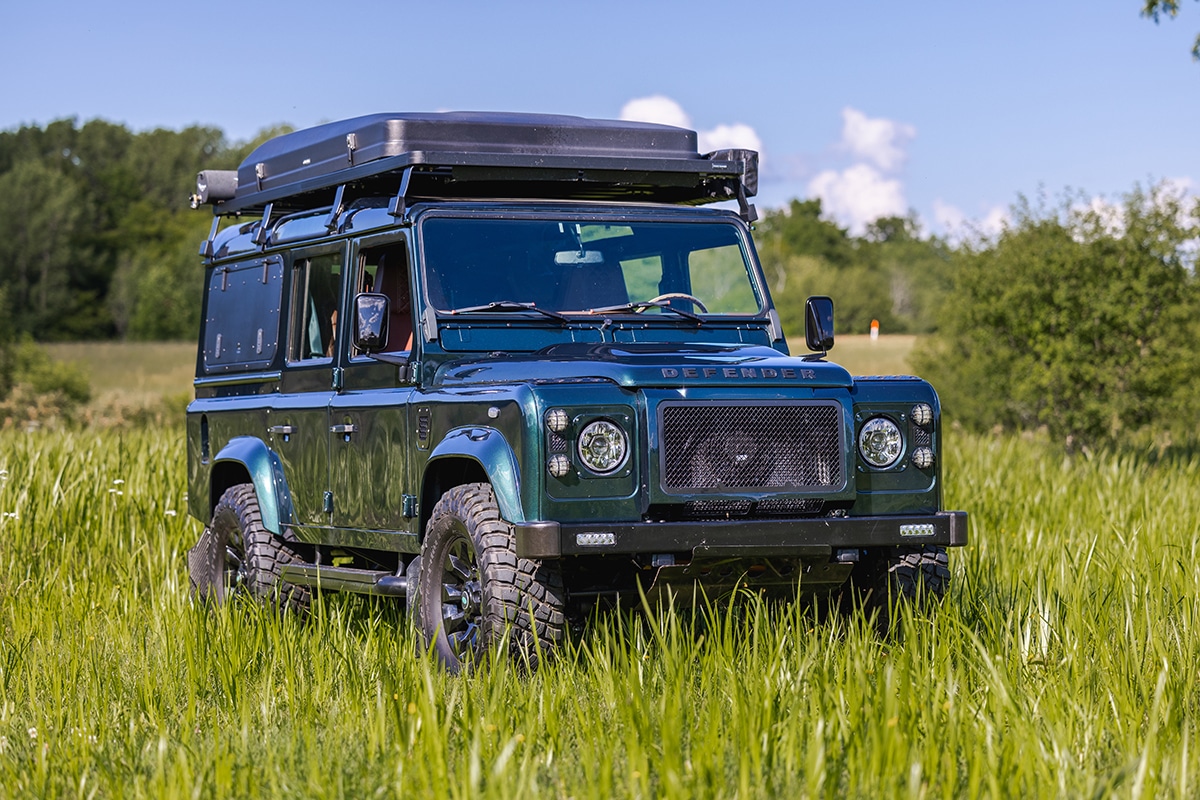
[{"x1": 192, "y1": 112, "x2": 758, "y2": 221}]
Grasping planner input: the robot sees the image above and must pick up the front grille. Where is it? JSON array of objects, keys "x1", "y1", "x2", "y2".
[{"x1": 660, "y1": 402, "x2": 843, "y2": 492}]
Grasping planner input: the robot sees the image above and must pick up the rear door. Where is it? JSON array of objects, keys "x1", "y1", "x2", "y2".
[{"x1": 271, "y1": 246, "x2": 345, "y2": 526}]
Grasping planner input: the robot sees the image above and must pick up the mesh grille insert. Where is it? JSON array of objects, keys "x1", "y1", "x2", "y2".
[{"x1": 660, "y1": 402, "x2": 843, "y2": 492}]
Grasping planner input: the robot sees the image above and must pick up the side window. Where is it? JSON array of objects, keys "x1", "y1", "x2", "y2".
[
  {"x1": 359, "y1": 245, "x2": 414, "y2": 354},
  {"x1": 290, "y1": 254, "x2": 343, "y2": 362},
  {"x1": 202, "y1": 256, "x2": 284, "y2": 373}
]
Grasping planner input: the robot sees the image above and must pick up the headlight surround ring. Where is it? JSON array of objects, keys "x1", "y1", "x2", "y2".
[
  {"x1": 858, "y1": 416, "x2": 903, "y2": 468},
  {"x1": 577, "y1": 419, "x2": 628, "y2": 474}
]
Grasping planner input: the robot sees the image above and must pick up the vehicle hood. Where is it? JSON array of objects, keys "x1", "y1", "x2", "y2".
[{"x1": 434, "y1": 342, "x2": 853, "y2": 389}]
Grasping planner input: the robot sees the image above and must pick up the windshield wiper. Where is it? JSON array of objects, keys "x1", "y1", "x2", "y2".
[
  {"x1": 446, "y1": 300, "x2": 569, "y2": 325},
  {"x1": 588, "y1": 301, "x2": 704, "y2": 325}
]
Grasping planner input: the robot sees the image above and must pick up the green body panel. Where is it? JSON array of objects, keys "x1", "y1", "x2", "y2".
[
  {"x1": 209, "y1": 436, "x2": 291, "y2": 534},
  {"x1": 425, "y1": 425, "x2": 526, "y2": 524}
]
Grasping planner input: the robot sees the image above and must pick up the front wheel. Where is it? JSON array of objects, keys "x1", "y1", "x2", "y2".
[
  {"x1": 415, "y1": 483, "x2": 565, "y2": 672},
  {"x1": 847, "y1": 544, "x2": 949, "y2": 632}
]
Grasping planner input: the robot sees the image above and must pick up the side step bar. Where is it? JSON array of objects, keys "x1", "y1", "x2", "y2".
[{"x1": 281, "y1": 564, "x2": 408, "y2": 597}]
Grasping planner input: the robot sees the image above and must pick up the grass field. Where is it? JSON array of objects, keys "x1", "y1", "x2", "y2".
[{"x1": 5, "y1": 339, "x2": 1196, "y2": 797}]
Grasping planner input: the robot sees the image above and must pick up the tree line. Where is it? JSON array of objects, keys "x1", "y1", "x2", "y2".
[
  {"x1": 1, "y1": 119, "x2": 1198, "y2": 449},
  {"x1": 0, "y1": 119, "x2": 285, "y2": 341}
]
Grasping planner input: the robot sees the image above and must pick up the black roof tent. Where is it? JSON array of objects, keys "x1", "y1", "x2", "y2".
[{"x1": 193, "y1": 112, "x2": 759, "y2": 219}]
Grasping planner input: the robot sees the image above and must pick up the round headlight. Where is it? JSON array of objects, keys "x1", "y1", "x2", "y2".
[
  {"x1": 577, "y1": 419, "x2": 628, "y2": 474},
  {"x1": 858, "y1": 417, "x2": 903, "y2": 468}
]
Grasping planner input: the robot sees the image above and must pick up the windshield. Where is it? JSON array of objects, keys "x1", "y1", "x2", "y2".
[{"x1": 420, "y1": 217, "x2": 762, "y2": 317}]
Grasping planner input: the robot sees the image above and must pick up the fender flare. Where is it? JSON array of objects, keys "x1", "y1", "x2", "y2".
[
  {"x1": 425, "y1": 426, "x2": 525, "y2": 523},
  {"x1": 211, "y1": 436, "x2": 293, "y2": 534}
]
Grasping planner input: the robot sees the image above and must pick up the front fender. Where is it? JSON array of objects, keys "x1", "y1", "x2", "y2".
[
  {"x1": 212, "y1": 436, "x2": 293, "y2": 534},
  {"x1": 426, "y1": 426, "x2": 525, "y2": 523}
]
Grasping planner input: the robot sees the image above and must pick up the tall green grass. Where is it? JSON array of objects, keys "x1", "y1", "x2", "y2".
[{"x1": 1, "y1": 426, "x2": 1199, "y2": 797}]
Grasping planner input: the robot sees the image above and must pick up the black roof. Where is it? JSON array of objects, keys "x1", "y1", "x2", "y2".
[{"x1": 200, "y1": 112, "x2": 757, "y2": 215}]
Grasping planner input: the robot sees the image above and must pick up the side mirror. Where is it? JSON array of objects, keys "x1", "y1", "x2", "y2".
[
  {"x1": 353, "y1": 293, "x2": 390, "y2": 352},
  {"x1": 804, "y1": 295, "x2": 835, "y2": 353}
]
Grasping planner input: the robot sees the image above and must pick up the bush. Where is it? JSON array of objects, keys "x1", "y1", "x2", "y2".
[
  {"x1": 0, "y1": 287, "x2": 91, "y2": 427},
  {"x1": 914, "y1": 184, "x2": 1200, "y2": 448}
]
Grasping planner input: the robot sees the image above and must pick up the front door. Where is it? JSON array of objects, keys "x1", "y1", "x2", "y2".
[{"x1": 328, "y1": 242, "x2": 417, "y2": 540}]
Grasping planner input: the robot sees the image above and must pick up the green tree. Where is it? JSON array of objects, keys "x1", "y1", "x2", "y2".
[
  {"x1": 864, "y1": 215, "x2": 955, "y2": 335},
  {"x1": 108, "y1": 209, "x2": 210, "y2": 339},
  {"x1": 914, "y1": 184, "x2": 1200, "y2": 447},
  {"x1": 1143, "y1": 0, "x2": 1200, "y2": 60},
  {"x1": 0, "y1": 160, "x2": 88, "y2": 335}
]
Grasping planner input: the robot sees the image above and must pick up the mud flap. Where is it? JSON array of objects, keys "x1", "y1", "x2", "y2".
[{"x1": 187, "y1": 527, "x2": 220, "y2": 600}]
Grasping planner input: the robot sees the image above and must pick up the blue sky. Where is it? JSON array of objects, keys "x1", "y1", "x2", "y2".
[{"x1": 3, "y1": 1, "x2": 1197, "y2": 236}]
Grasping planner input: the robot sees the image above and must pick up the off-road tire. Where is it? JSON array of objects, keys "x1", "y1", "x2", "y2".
[
  {"x1": 209, "y1": 483, "x2": 310, "y2": 612},
  {"x1": 848, "y1": 544, "x2": 949, "y2": 632},
  {"x1": 415, "y1": 482, "x2": 565, "y2": 673}
]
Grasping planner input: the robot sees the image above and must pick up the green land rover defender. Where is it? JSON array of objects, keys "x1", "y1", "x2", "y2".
[{"x1": 185, "y1": 112, "x2": 967, "y2": 670}]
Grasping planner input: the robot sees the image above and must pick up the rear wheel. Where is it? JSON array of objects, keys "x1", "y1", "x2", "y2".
[
  {"x1": 206, "y1": 483, "x2": 310, "y2": 612},
  {"x1": 415, "y1": 483, "x2": 565, "y2": 672}
]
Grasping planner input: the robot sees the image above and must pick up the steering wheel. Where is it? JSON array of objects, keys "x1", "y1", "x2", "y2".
[{"x1": 639, "y1": 293, "x2": 709, "y2": 313}]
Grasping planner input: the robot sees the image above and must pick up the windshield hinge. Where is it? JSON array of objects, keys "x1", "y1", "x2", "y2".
[
  {"x1": 388, "y1": 167, "x2": 413, "y2": 219},
  {"x1": 736, "y1": 183, "x2": 758, "y2": 223}
]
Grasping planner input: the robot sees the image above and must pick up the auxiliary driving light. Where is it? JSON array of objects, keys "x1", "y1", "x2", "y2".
[
  {"x1": 577, "y1": 419, "x2": 628, "y2": 474},
  {"x1": 910, "y1": 403, "x2": 933, "y2": 427},
  {"x1": 911, "y1": 447, "x2": 935, "y2": 469},
  {"x1": 545, "y1": 408, "x2": 569, "y2": 432},
  {"x1": 858, "y1": 416, "x2": 903, "y2": 468}
]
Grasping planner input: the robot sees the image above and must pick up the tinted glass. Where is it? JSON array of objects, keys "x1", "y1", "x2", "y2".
[{"x1": 421, "y1": 218, "x2": 761, "y2": 315}]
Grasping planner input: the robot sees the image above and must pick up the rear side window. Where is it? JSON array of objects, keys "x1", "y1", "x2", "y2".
[{"x1": 202, "y1": 256, "x2": 284, "y2": 373}]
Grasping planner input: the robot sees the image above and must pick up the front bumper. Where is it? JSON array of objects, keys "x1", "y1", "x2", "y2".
[{"x1": 515, "y1": 510, "x2": 968, "y2": 559}]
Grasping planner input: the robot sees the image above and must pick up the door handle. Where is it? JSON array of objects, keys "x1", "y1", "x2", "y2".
[
  {"x1": 267, "y1": 425, "x2": 295, "y2": 435},
  {"x1": 330, "y1": 424, "x2": 357, "y2": 440}
]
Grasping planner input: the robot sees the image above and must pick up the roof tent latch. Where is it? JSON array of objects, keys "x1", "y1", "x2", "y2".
[
  {"x1": 324, "y1": 185, "x2": 346, "y2": 233},
  {"x1": 252, "y1": 203, "x2": 274, "y2": 248},
  {"x1": 346, "y1": 133, "x2": 358, "y2": 164},
  {"x1": 388, "y1": 167, "x2": 413, "y2": 219}
]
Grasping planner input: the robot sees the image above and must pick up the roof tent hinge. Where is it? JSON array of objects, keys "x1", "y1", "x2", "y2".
[
  {"x1": 737, "y1": 183, "x2": 758, "y2": 224},
  {"x1": 199, "y1": 215, "x2": 221, "y2": 259},
  {"x1": 324, "y1": 185, "x2": 347, "y2": 232},
  {"x1": 388, "y1": 167, "x2": 413, "y2": 220},
  {"x1": 346, "y1": 133, "x2": 358, "y2": 164},
  {"x1": 253, "y1": 203, "x2": 274, "y2": 248}
]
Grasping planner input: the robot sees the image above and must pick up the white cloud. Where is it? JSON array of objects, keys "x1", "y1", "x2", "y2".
[
  {"x1": 840, "y1": 108, "x2": 915, "y2": 172},
  {"x1": 808, "y1": 164, "x2": 907, "y2": 235},
  {"x1": 697, "y1": 123, "x2": 762, "y2": 155},
  {"x1": 620, "y1": 95, "x2": 763, "y2": 158},
  {"x1": 619, "y1": 95, "x2": 692, "y2": 129},
  {"x1": 933, "y1": 199, "x2": 1009, "y2": 241},
  {"x1": 1073, "y1": 196, "x2": 1125, "y2": 238}
]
